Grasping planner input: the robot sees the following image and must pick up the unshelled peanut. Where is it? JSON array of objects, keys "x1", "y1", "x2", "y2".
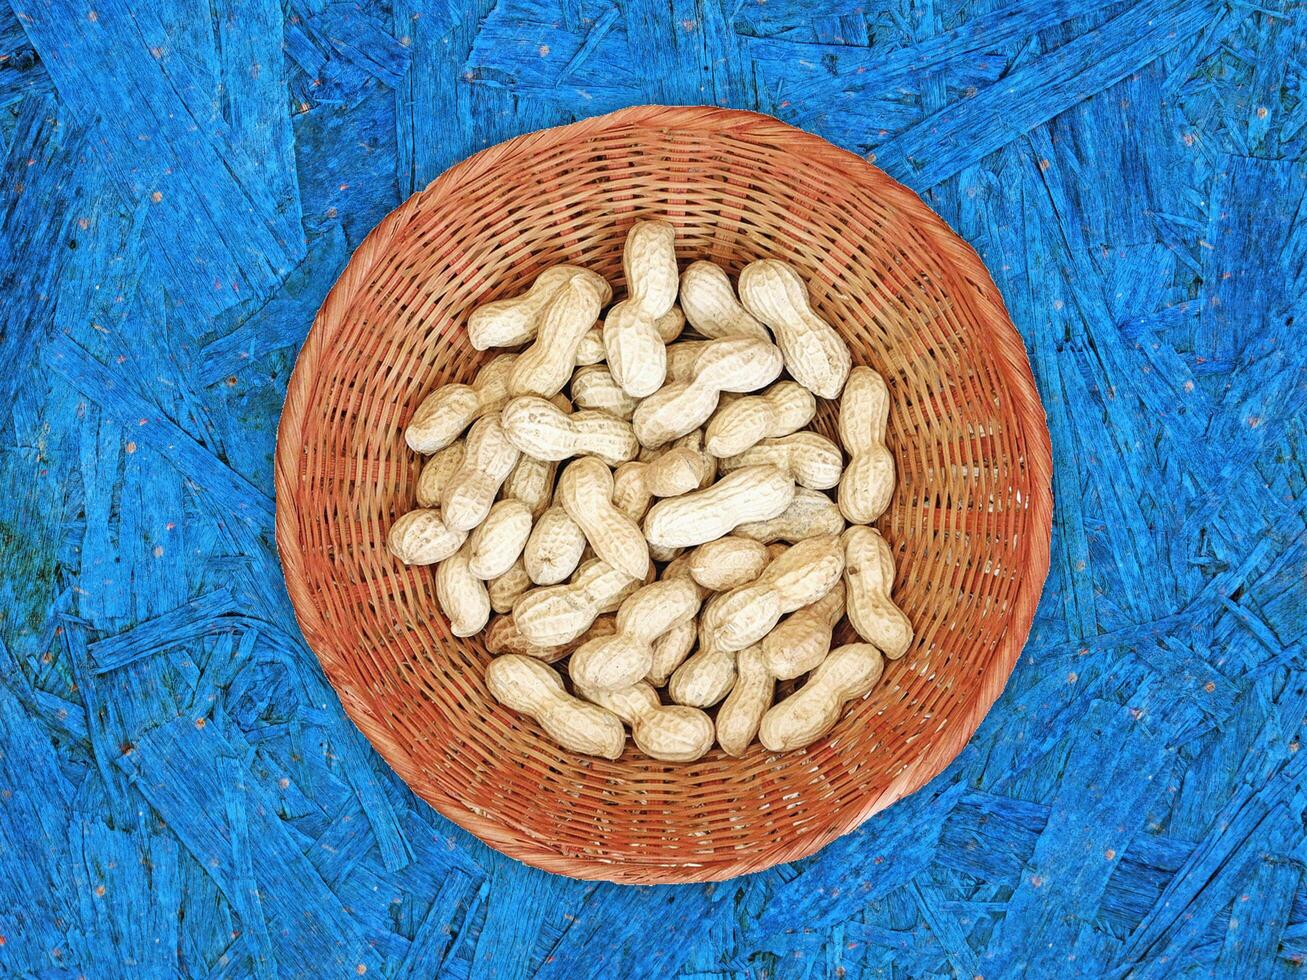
[
  {"x1": 576, "y1": 326, "x2": 606, "y2": 365},
  {"x1": 388, "y1": 508, "x2": 466, "y2": 565},
  {"x1": 842, "y1": 526, "x2": 912, "y2": 658},
  {"x1": 632, "y1": 336, "x2": 784, "y2": 448},
  {"x1": 705, "y1": 381, "x2": 815, "y2": 457},
  {"x1": 678, "y1": 260, "x2": 769, "y2": 340},
  {"x1": 507, "y1": 276, "x2": 604, "y2": 397},
  {"x1": 468, "y1": 265, "x2": 611, "y2": 350},
  {"x1": 716, "y1": 645, "x2": 774, "y2": 756},
  {"x1": 706, "y1": 534, "x2": 845, "y2": 652},
  {"x1": 570, "y1": 365, "x2": 638, "y2": 420},
  {"x1": 646, "y1": 617, "x2": 697, "y2": 687},
  {"x1": 502, "y1": 453, "x2": 556, "y2": 518},
  {"x1": 406, "y1": 354, "x2": 515, "y2": 453},
  {"x1": 648, "y1": 434, "x2": 714, "y2": 496},
  {"x1": 735, "y1": 487, "x2": 846, "y2": 543},
  {"x1": 580, "y1": 308, "x2": 685, "y2": 368},
  {"x1": 415, "y1": 441, "x2": 466, "y2": 508},
  {"x1": 643, "y1": 465, "x2": 795, "y2": 549},
  {"x1": 761, "y1": 582, "x2": 845, "y2": 679},
  {"x1": 610, "y1": 440, "x2": 714, "y2": 523},
  {"x1": 580, "y1": 681, "x2": 713, "y2": 762},
  {"x1": 665, "y1": 340, "x2": 711, "y2": 382},
  {"x1": 512, "y1": 559, "x2": 640, "y2": 647},
  {"x1": 523, "y1": 505, "x2": 587, "y2": 585},
  {"x1": 569, "y1": 578, "x2": 702, "y2": 691},
  {"x1": 436, "y1": 541, "x2": 491, "y2": 637},
  {"x1": 557, "y1": 457, "x2": 650, "y2": 580},
  {"x1": 667, "y1": 632, "x2": 740, "y2": 708},
  {"x1": 486, "y1": 655, "x2": 625, "y2": 759},
  {"x1": 485, "y1": 612, "x2": 616, "y2": 662},
  {"x1": 655, "y1": 305, "x2": 685, "y2": 342},
  {"x1": 501, "y1": 395, "x2": 638, "y2": 467},
  {"x1": 838, "y1": 366, "x2": 895, "y2": 523},
  {"x1": 720, "y1": 432, "x2": 843, "y2": 491},
  {"x1": 687, "y1": 536, "x2": 771, "y2": 591},
  {"x1": 759, "y1": 643, "x2": 883, "y2": 751},
  {"x1": 487, "y1": 559, "x2": 532, "y2": 614},
  {"x1": 738, "y1": 259, "x2": 852, "y2": 399},
  {"x1": 467, "y1": 499, "x2": 533, "y2": 579},
  {"x1": 604, "y1": 221, "x2": 679, "y2": 397},
  {"x1": 440, "y1": 414, "x2": 521, "y2": 532}
]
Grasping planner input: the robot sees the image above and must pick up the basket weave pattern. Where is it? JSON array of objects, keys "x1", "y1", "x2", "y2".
[{"x1": 275, "y1": 106, "x2": 1052, "y2": 883}]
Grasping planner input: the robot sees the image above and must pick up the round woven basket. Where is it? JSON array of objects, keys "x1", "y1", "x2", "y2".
[{"x1": 275, "y1": 105, "x2": 1052, "y2": 884}]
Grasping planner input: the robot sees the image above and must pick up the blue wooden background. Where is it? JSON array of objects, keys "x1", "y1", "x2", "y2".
[{"x1": 0, "y1": 0, "x2": 1303, "y2": 976}]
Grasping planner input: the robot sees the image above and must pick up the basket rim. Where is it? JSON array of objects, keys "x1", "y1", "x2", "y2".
[{"x1": 274, "y1": 104, "x2": 1054, "y2": 884}]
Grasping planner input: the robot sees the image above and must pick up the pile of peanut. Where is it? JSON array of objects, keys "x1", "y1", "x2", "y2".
[{"x1": 389, "y1": 221, "x2": 911, "y2": 761}]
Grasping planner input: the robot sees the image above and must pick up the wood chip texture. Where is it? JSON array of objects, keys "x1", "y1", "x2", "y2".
[{"x1": 0, "y1": 0, "x2": 1302, "y2": 975}]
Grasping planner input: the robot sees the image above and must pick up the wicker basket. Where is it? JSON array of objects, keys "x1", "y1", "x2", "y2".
[{"x1": 275, "y1": 106, "x2": 1052, "y2": 883}]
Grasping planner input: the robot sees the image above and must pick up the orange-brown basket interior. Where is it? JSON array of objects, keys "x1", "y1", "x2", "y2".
[{"x1": 275, "y1": 106, "x2": 1052, "y2": 884}]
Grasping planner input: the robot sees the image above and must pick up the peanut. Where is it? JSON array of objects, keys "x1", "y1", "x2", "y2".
[
  {"x1": 570, "y1": 365, "x2": 638, "y2": 420},
  {"x1": 705, "y1": 381, "x2": 815, "y2": 457},
  {"x1": 687, "y1": 536, "x2": 771, "y2": 591},
  {"x1": 415, "y1": 441, "x2": 466, "y2": 508},
  {"x1": 738, "y1": 259, "x2": 851, "y2": 399},
  {"x1": 604, "y1": 221, "x2": 679, "y2": 397},
  {"x1": 507, "y1": 276, "x2": 604, "y2": 398},
  {"x1": 643, "y1": 465, "x2": 795, "y2": 549},
  {"x1": 611, "y1": 462, "x2": 653, "y2": 523},
  {"x1": 569, "y1": 578, "x2": 702, "y2": 691},
  {"x1": 610, "y1": 437, "x2": 714, "y2": 522},
  {"x1": 838, "y1": 366, "x2": 895, "y2": 523},
  {"x1": 468, "y1": 266, "x2": 611, "y2": 350},
  {"x1": 502, "y1": 453, "x2": 556, "y2": 519},
  {"x1": 716, "y1": 645, "x2": 774, "y2": 756},
  {"x1": 611, "y1": 460, "x2": 683, "y2": 565},
  {"x1": 485, "y1": 612, "x2": 616, "y2": 662},
  {"x1": 842, "y1": 526, "x2": 912, "y2": 658},
  {"x1": 648, "y1": 430, "x2": 715, "y2": 494},
  {"x1": 655, "y1": 305, "x2": 686, "y2": 342},
  {"x1": 467, "y1": 499, "x2": 533, "y2": 579},
  {"x1": 487, "y1": 559, "x2": 532, "y2": 614},
  {"x1": 706, "y1": 534, "x2": 844, "y2": 652},
  {"x1": 735, "y1": 487, "x2": 846, "y2": 543},
  {"x1": 486, "y1": 655, "x2": 625, "y2": 759},
  {"x1": 720, "y1": 432, "x2": 843, "y2": 491},
  {"x1": 580, "y1": 312, "x2": 680, "y2": 366},
  {"x1": 661, "y1": 551, "x2": 694, "y2": 577},
  {"x1": 646, "y1": 617, "x2": 697, "y2": 687},
  {"x1": 579, "y1": 681, "x2": 713, "y2": 762},
  {"x1": 388, "y1": 508, "x2": 466, "y2": 565},
  {"x1": 678, "y1": 260, "x2": 769, "y2": 340},
  {"x1": 522, "y1": 505, "x2": 587, "y2": 585},
  {"x1": 440, "y1": 414, "x2": 521, "y2": 532},
  {"x1": 665, "y1": 340, "x2": 710, "y2": 382},
  {"x1": 405, "y1": 354, "x2": 515, "y2": 453},
  {"x1": 512, "y1": 559, "x2": 639, "y2": 647},
  {"x1": 557, "y1": 457, "x2": 650, "y2": 580},
  {"x1": 576, "y1": 326, "x2": 606, "y2": 365},
  {"x1": 632, "y1": 337, "x2": 784, "y2": 448},
  {"x1": 436, "y1": 541, "x2": 491, "y2": 637},
  {"x1": 762, "y1": 582, "x2": 845, "y2": 679},
  {"x1": 759, "y1": 643, "x2": 883, "y2": 751},
  {"x1": 667, "y1": 629, "x2": 740, "y2": 708},
  {"x1": 500, "y1": 395, "x2": 638, "y2": 467}
]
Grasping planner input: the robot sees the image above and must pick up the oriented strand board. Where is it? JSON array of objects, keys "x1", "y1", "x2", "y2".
[{"x1": 0, "y1": 0, "x2": 1303, "y2": 975}]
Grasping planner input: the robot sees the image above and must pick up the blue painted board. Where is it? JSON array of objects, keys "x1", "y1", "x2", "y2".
[{"x1": 0, "y1": 0, "x2": 1304, "y2": 975}]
